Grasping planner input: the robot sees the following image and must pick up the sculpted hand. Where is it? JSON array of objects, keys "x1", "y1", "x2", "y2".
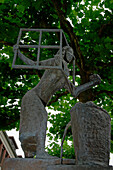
[
  {"x1": 71, "y1": 74, "x2": 101, "y2": 99},
  {"x1": 89, "y1": 74, "x2": 101, "y2": 85}
]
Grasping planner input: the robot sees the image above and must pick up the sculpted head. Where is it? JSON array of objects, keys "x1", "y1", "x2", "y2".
[
  {"x1": 55, "y1": 46, "x2": 74, "y2": 63},
  {"x1": 63, "y1": 46, "x2": 74, "y2": 63}
]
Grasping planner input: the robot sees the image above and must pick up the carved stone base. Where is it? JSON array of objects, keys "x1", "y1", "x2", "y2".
[
  {"x1": 2, "y1": 158, "x2": 113, "y2": 170},
  {"x1": 70, "y1": 101, "x2": 111, "y2": 166}
]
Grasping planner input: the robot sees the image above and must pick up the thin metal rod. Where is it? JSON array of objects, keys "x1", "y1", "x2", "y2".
[
  {"x1": 63, "y1": 32, "x2": 69, "y2": 46},
  {"x1": 20, "y1": 28, "x2": 62, "y2": 32},
  {"x1": 19, "y1": 45, "x2": 60, "y2": 49},
  {"x1": 37, "y1": 30, "x2": 42, "y2": 65},
  {"x1": 37, "y1": 65, "x2": 62, "y2": 70},
  {"x1": 60, "y1": 121, "x2": 71, "y2": 164},
  {"x1": 12, "y1": 28, "x2": 21, "y2": 66},
  {"x1": 12, "y1": 65, "x2": 62, "y2": 70},
  {"x1": 12, "y1": 50, "x2": 18, "y2": 66},
  {"x1": 17, "y1": 29, "x2": 22, "y2": 45},
  {"x1": 60, "y1": 30, "x2": 63, "y2": 68},
  {"x1": 61, "y1": 70, "x2": 73, "y2": 94},
  {"x1": 73, "y1": 58, "x2": 75, "y2": 85}
]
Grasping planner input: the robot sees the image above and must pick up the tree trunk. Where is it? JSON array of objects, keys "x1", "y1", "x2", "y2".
[
  {"x1": 78, "y1": 89, "x2": 94, "y2": 103},
  {"x1": 78, "y1": 72, "x2": 94, "y2": 103}
]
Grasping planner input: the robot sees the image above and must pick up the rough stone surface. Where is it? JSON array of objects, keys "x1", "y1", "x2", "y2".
[
  {"x1": 2, "y1": 158, "x2": 75, "y2": 170},
  {"x1": 19, "y1": 46, "x2": 101, "y2": 158},
  {"x1": 2, "y1": 158, "x2": 113, "y2": 170},
  {"x1": 70, "y1": 101, "x2": 111, "y2": 166},
  {"x1": 19, "y1": 46, "x2": 75, "y2": 158},
  {"x1": 47, "y1": 165, "x2": 113, "y2": 170}
]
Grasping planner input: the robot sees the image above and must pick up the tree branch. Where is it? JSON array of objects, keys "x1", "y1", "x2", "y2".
[
  {"x1": 95, "y1": 90, "x2": 113, "y2": 100},
  {"x1": 50, "y1": 0, "x2": 86, "y2": 73},
  {"x1": 2, "y1": 17, "x2": 20, "y2": 28},
  {"x1": 0, "y1": 40, "x2": 13, "y2": 47},
  {"x1": 96, "y1": 60, "x2": 113, "y2": 68},
  {"x1": 98, "y1": 21, "x2": 112, "y2": 37}
]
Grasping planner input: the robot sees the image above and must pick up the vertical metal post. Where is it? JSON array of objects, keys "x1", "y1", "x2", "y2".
[
  {"x1": 73, "y1": 58, "x2": 75, "y2": 85},
  {"x1": 12, "y1": 49, "x2": 18, "y2": 66},
  {"x1": 12, "y1": 29, "x2": 22, "y2": 66},
  {"x1": 17, "y1": 29, "x2": 22, "y2": 45},
  {"x1": 37, "y1": 30, "x2": 42, "y2": 65},
  {"x1": 63, "y1": 32, "x2": 69, "y2": 46},
  {"x1": 60, "y1": 30, "x2": 63, "y2": 69}
]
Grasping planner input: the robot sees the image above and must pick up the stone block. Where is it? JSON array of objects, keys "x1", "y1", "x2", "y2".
[
  {"x1": 2, "y1": 158, "x2": 113, "y2": 170},
  {"x1": 70, "y1": 102, "x2": 111, "y2": 166},
  {"x1": 47, "y1": 165, "x2": 113, "y2": 170},
  {"x1": 2, "y1": 158, "x2": 75, "y2": 170}
]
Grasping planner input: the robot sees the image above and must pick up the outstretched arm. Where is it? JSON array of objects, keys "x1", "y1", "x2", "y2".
[
  {"x1": 18, "y1": 50, "x2": 36, "y2": 66},
  {"x1": 72, "y1": 74, "x2": 101, "y2": 98},
  {"x1": 64, "y1": 74, "x2": 101, "y2": 98},
  {"x1": 18, "y1": 49, "x2": 55, "y2": 66},
  {"x1": 39, "y1": 58, "x2": 55, "y2": 66}
]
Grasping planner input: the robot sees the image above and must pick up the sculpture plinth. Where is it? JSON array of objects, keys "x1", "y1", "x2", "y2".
[
  {"x1": 2, "y1": 158, "x2": 113, "y2": 170},
  {"x1": 70, "y1": 102, "x2": 111, "y2": 167}
]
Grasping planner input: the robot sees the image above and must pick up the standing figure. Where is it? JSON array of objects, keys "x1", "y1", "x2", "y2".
[{"x1": 19, "y1": 46, "x2": 101, "y2": 158}]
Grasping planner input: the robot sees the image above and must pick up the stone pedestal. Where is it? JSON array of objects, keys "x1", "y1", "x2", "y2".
[
  {"x1": 2, "y1": 158, "x2": 113, "y2": 170},
  {"x1": 70, "y1": 102, "x2": 111, "y2": 166}
]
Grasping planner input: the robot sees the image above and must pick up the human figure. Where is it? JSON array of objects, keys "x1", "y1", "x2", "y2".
[{"x1": 18, "y1": 46, "x2": 101, "y2": 158}]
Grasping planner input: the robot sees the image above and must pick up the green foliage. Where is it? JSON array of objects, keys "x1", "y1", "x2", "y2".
[
  {"x1": 46, "y1": 141, "x2": 75, "y2": 159},
  {"x1": 0, "y1": 47, "x2": 40, "y2": 130},
  {"x1": 0, "y1": 0, "x2": 113, "y2": 156},
  {"x1": 48, "y1": 91, "x2": 77, "y2": 141}
]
